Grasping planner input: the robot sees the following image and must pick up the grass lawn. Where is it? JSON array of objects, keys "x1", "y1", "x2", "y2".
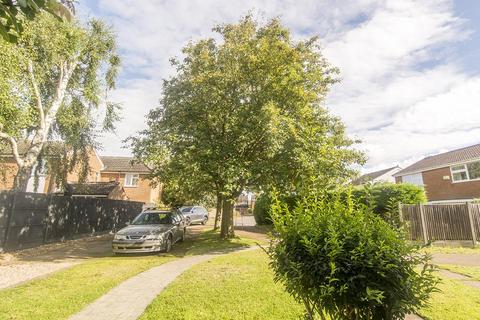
[
  {"x1": 438, "y1": 264, "x2": 480, "y2": 281},
  {"x1": 140, "y1": 250, "x2": 305, "y2": 320},
  {"x1": 140, "y1": 248, "x2": 480, "y2": 320},
  {"x1": 419, "y1": 275, "x2": 480, "y2": 320},
  {"x1": 0, "y1": 230, "x2": 257, "y2": 320},
  {"x1": 421, "y1": 245, "x2": 480, "y2": 255}
]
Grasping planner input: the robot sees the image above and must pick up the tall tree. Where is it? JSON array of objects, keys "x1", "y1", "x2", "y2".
[
  {"x1": 130, "y1": 16, "x2": 364, "y2": 238},
  {"x1": 0, "y1": 12, "x2": 120, "y2": 191},
  {"x1": 0, "y1": 0, "x2": 74, "y2": 42}
]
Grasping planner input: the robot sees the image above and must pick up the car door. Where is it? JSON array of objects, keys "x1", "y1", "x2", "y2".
[
  {"x1": 171, "y1": 213, "x2": 181, "y2": 242},
  {"x1": 192, "y1": 206, "x2": 201, "y2": 222},
  {"x1": 183, "y1": 207, "x2": 194, "y2": 220}
]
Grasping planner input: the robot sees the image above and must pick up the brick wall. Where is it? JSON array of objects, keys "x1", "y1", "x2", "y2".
[
  {"x1": 100, "y1": 172, "x2": 159, "y2": 203},
  {"x1": 422, "y1": 166, "x2": 480, "y2": 201},
  {"x1": 1, "y1": 150, "x2": 104, "y2": 193},
  {"x1": 0, "y1": 160, "x2": 18, "y2": 191}
]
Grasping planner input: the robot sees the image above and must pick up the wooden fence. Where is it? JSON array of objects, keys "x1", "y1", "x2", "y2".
[
  {"x1": 0, "y1": 191, "x2": 144, "y2": 252},
  {"x1": 400, "y1": 203, "x2": 480, "y2": 246}
]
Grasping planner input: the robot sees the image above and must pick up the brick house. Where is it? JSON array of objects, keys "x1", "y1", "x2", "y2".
[
  {"x1": 99, "y1": 156, "x2": 161, "y2": 204},
  {"x1": 0, "y1": 142, "x2": 104, "y2": 194},
  {"x1": 393, "y1": 144, "x2": 480, "y2": 203},
  {"x1": 0, "y1": 143, "x2": 160, "y2": 204}
]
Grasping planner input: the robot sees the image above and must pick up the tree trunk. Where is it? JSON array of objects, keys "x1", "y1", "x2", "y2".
[
  {"x1": 220, "y1": 199, "x2": 235, "y2": 239},
  {"x1": 214, "y1": 193, "x2": 222, "y2": 230},
  {"x1": 13, "y1": 165, "x2": 33, "y2": 192}
]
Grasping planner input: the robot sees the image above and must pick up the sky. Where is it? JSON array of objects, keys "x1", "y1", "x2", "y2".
[{"x1": 78, "y1": 0, "x2": 480, "y2": 173}]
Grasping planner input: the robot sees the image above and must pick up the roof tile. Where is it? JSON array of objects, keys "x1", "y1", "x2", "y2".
[{"x1": 100, "y1": 156, "x2": 150, "y2": 173}]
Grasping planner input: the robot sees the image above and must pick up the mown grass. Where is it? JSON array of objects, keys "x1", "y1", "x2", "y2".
[
  {"x1": 419, "y1": 275, "x2": 480, "y2": 320},
  {"x1": 140, "y1": 248, "x2": 480, "y2": 320},
  {"x1": 140, "y1": 250, "x2": 305, "y2": 320},
  {"x1": 438, "y1": 264, "x2": 480, "y2": 281},
  {"x1": 421, "y1": 245, "x2": 480, "y2": 255},
  {"x1": 0, "y1": 230, "x2": 256, "y2": 320}
]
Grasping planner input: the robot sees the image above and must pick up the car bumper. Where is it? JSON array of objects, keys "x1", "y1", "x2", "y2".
[{"x1": 112, "y1": 239, "x2": 164, "y2": 253}]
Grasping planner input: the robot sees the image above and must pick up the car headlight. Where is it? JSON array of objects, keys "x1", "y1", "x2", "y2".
[
  {"x1": 145, "y1": 234, "x2": 162, "y2": 240},
  {"x1": 114, "y1": 234, "x2": 126, "y2": 240}
]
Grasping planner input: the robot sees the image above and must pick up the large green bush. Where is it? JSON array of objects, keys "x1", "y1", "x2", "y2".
[
  {"x1": 254, "y1": 183, "x2": 426, "y2": 227},
  {"x1": 253, "y1": 194, "x2": 271, "y2": 225},
  {"x1": 253, "y1": 193, "x2": 297, "y2": 225},
  {"x1": 352, "y1": 183, "x2": 427, "y2": 226},
  {"x1": 268, "y1": 189, "x2": 437, "y2": 320}
]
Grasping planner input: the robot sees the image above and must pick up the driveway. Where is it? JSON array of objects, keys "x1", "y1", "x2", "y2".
[
  {"x1": 0, "y1": 225, "x2": 210, "y2": 290},
  {"x1": 0, "y1": 234, "x2": 114, "y2": 290}
]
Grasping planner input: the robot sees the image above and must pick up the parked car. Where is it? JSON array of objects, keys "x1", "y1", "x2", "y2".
[
  {"x1": 179, "y1": 206, "x2": 209, "y2": 225},
  {"x1": 112, "y1": 210, "x2": 186, "y2": 254}
]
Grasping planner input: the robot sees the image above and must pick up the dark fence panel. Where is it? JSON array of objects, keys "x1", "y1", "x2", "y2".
[
  {"x1": 0, "y1": 192, "x2": 14, "y2": 247},
  {"x1": 401, "y1": 203, "x2": 480, "y2": 245},
  {"x1": 0, "y1": 191, "x2": 144, "y2": 251}
]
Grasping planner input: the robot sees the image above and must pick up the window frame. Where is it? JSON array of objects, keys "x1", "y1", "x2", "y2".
[
  {"x1": 124, "y1": 173, "x2": 140, "y2": 187},
  {"x1": 450, "y1": 160, "x2": 480, "y2": 183}
]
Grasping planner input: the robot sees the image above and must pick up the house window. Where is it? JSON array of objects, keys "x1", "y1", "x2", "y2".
[
  {"x1": 451, "y1": 164, "x2": 468, "y2": 182},
  {"x1": 467, "y1": 161, "x2": 480, "y2": 180},
  {"x1": 451, "y1": 161, "x2": 480, "y2": 182},
  {"x1": 124, "y1": 173, "x2": 139, "y2": 187}
]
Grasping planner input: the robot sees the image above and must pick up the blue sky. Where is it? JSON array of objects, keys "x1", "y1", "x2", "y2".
[{"x1": 78, "y1": 0, "x2": 480, "y2": 172}]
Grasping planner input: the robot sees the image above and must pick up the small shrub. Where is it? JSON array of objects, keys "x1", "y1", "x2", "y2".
[{"x1": 268, "y1": 189, "x2": 437, "y2": 320}]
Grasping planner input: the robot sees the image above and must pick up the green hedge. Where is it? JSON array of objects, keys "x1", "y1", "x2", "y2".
[
  {"x1": 254, "y1": 183, "x2": 426, "y2": 226},
  {"x1": 351, "y1": 183, "x2": 427, "y2": 226},
  {"x1": 253, "y1": 193, "x2": 297, "y2": 225}
]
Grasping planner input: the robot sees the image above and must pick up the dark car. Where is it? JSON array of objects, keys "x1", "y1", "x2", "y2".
[{"x1": 112, "y1": 210, "x2": 186, "y2": 253}]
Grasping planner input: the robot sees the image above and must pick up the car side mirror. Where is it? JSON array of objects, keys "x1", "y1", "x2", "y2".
[{"x1": 125, "y1": 221, "x2": 130, "y2": 226}]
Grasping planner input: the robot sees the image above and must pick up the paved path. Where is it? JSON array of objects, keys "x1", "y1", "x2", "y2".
[
  {"x1": 432, "y1": 253, "x2": 480, "y2": 266},
  {"x1": 439, "y1": 269, "x2": 480, "y2": 289},
  {"x1": 69, "y1": 247, "x2": 257, "y2": 320}
]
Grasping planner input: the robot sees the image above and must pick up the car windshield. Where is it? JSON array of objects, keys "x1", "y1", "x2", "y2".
[
  {"x1": 181, "y1": 207, "x2": 193, "y2": 213},
  {"x1": 131, "y1": 212, "x2": 173, "y2": 225}
]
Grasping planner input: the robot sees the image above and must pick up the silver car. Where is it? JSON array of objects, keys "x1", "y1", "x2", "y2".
[
  {"x1": 112, "y1": 210, "x2": 186, "y2": 254},
  {"x1": 180, "y1": 206, "x2": 209, "y2": 225}
]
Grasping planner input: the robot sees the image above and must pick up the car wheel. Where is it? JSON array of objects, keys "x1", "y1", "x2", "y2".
[
  {"x1": 164, "y1": 235, "x2": 172, "y2": 253},
  {"x1": 185, "y1": 217, "x2": 191, "y2": 226},
  {"x1": 201, "y1": 216, "x2": 208, "y2": 225}
]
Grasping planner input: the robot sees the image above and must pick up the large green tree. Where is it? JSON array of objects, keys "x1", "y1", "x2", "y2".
[
  {"x1": 130, "y1": 16, "x2": 364, "y2": 238},
  {"x1": 0, "y1": 0, "x2": 74, "y2": 42},
  {"x1": 0, "y1": 12, "x2": 120, "y2": 191}
]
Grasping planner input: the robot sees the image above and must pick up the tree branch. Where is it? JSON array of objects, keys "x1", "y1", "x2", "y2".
[
  {"x1": 0, "y1": 127, "x2": 24, "y2": 167},
  {"x1": 28, "y1": 60, "x2": 45, "y2": 130},
  {"x1": 44, "y1": 59, "x2": 78, "y2": 128}
]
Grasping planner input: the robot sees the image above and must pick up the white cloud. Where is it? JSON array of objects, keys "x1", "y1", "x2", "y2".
[{"x1": 79, "y1": 0, "x2": 480, "y2": 173}]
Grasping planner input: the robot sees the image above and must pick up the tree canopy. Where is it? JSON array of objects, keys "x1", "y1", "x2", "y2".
[
  {"x1": 0, "y1": 0, "x2": 74, "y2": 43},
  {"x1": 0, "y1": 12, "x2": 120, "y2": 190},
  {"x1": 130, "y1": 16, "x2": 364, "y2": 238}
]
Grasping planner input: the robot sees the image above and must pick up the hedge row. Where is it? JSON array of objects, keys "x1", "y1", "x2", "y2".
[{"x1": 253, "y1": 183, "x2": 427, "y2": 226}]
